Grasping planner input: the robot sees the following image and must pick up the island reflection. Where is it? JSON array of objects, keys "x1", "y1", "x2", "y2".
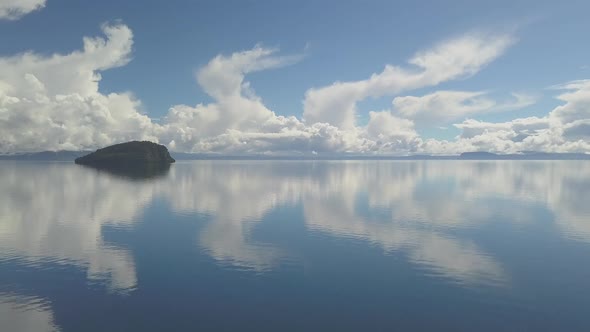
[{"x1": 75, "y1": 162, "x2": 171, "y2": 181}]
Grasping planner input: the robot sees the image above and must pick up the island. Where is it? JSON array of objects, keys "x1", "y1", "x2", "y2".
[{"x1": 75, "y1": 141, "x2": 175, "y2": 179}]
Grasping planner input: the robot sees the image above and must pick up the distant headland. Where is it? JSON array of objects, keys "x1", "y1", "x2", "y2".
[{"x1": 74, "y1": 141, "x2": 175, "y2": 166}]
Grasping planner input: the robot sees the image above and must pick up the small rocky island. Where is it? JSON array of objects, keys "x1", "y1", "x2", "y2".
[
  {"x1": 75, "y1": 141, "x2": 175, "y2": 166},
  {"x1": 75, "y1": 141, "x2": 175, "y2": 179}
]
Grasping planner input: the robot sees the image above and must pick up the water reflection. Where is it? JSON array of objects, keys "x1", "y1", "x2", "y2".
[
  {"x1": 1, "y1": 160, "x2": 590, "y2": 331},
  {"x1": 165, "y1": 161, "x2": 590, "y2": 284},
  {"x1": 0, "y1": 163, "x2": 166, "y2": 292},
  {"x1": 164, "y1": 162, "x2": 304, "y2": 271},
  {"x1": 2, "y1": 161, "x2": 590, "y2": 283}
]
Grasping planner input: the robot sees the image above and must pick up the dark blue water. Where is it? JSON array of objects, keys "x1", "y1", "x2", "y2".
[{"x1": 1, "y1": 160, "x2": 589, "y2": 331}]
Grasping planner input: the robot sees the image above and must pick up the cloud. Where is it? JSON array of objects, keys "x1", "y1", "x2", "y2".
[
  {"x1": 393, "y1": 91, "x2": 536, "y2": 125},
  {"x1": 0, "y1": 0, "x2": 45, "y2": 20},
  {"x1": 365, "y1": 111, "x2": 421, "y2": 153},
  {"x1": 423, "y1": 81, "x2": 590, "y2": 154},
  {"x1": 158, "y1": 46, "x2": 306, "y2": 152},
  {"x1": 158, "y1": 46, "x2": 399, "y2": 155},
  {"x1": 0, "y1": 23, "x2": 157, "y2": 153},
  {"x1": 302, "y1": 33, "x2": 516, "y2": 129},
  {"x1": 159, "y1": 32, "x2": 519, "y2": 155},
  {"x1": 563, "y1": 120, "x2": 590, "y2": 140},
  {"x1": 197, "y1": 45, "x2": 303, "y2": 100},
  {"x1": 549, "y1": 79, "x2": 590, "y2": 124},
  {"x1": 0, "y1": 21, "x2": 587, "y2": 155},
  {"x1": 418, "y1": 117, "x2": 549, "y2": 154}
]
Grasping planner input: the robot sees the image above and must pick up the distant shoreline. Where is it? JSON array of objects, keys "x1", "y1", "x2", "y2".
[{"x1": 1, "y1": 151, "x2": 589, "y2": 161}]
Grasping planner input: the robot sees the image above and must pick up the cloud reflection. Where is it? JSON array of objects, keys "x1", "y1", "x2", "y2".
[
  {"x1": 164, "y1": 162, "x2": 305, "y2": 271},
  {"x1": 1, "y1": 160, "x2": 589, "y2": 292},
  {"x1": 165, "y1": 161, "x2": 590, "y2": 285},
  {"x1": 0, "y1": 163, "x2": 164, "y2": 292},
  {"x1": 0, "y1": 296, "x2": 57, "y2": 332}
]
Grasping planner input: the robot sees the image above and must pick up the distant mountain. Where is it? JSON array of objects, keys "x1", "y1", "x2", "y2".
[
  {"x1": 459, "y1": 152, "x2": 590, "y2": 160},
  {"x1": 173, "y1": 152, "x2": 590, "y2": 160},
  {"x1": 459, "y1": 152, "x2": 498, "y2": 159},
  {"x1": 0, "y1": 150, "x2": 90, "y2": 161}
]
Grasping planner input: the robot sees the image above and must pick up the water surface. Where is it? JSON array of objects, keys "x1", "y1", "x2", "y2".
[{"x1": 1, "y1": 160, "x2": 589, "y2": 331}]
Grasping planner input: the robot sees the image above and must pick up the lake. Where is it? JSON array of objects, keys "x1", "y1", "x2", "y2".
[{"x1": 1, "y1": 160, "x2": 589, "y2": 331}]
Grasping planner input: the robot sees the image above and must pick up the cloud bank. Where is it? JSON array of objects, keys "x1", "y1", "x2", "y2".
[{"x1": 0, "y1": 22, "x2": 588, "y2": 155}]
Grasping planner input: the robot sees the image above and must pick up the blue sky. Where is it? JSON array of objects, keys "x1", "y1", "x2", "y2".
[{"x1": 0, "y1": 0, "x2": 589, "y2": 154}]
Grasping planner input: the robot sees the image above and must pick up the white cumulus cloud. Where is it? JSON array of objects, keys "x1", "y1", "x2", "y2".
[{"x1": 0, "y1": 23, "x2": 157, "y2": 152}]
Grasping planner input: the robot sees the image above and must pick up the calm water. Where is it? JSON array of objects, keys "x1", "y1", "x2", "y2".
[{"x1": 1, "y1": 160, "x2": 590, "y2": 331}]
